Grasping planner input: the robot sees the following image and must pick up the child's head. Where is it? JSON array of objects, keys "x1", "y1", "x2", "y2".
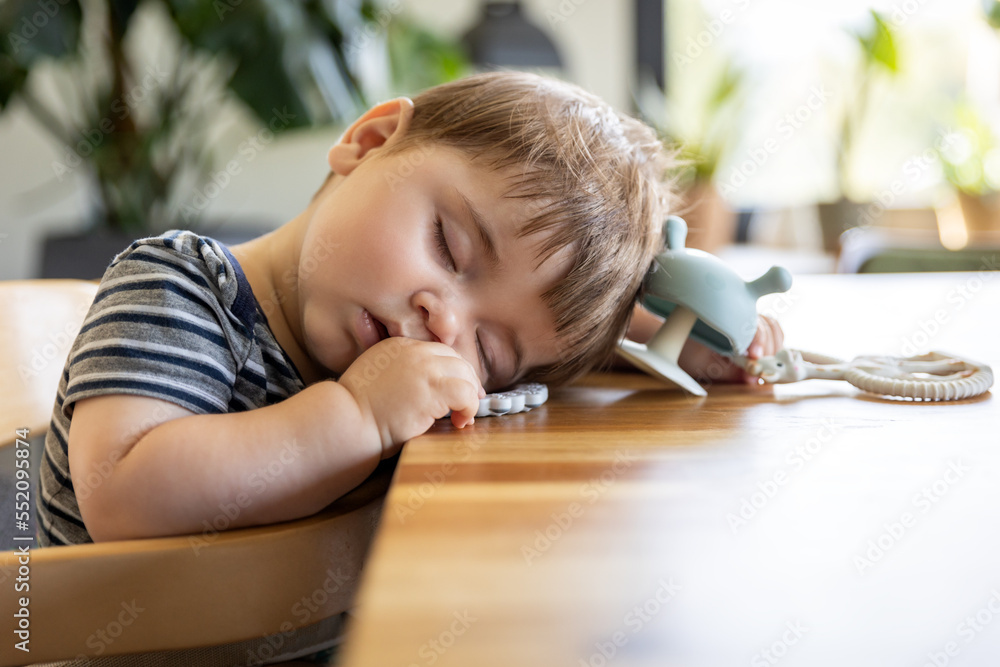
[{"x1": 302, "y1": 71, "x2": 675, "y2": 390}]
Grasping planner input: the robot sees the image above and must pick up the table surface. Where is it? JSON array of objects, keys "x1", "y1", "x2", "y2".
[{"x1": 337, "y1": 272, "x2": 1000, "y2": 667}]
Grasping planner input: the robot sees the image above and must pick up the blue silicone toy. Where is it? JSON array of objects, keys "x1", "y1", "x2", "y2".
[
  {"x1": 619, "y1": 216, "x2": 993, "y2": 401},
  {"x1": 618, "y1": 216, "x2": 792, "y2": 396}
]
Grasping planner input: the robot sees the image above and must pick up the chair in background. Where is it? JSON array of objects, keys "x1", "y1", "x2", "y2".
[
  {"x1": 837, "y1": 226, "x2": 1000, "y2": 273},
  {"x1": 0, "y1": 280, "x2": 391, "y2": 666}
]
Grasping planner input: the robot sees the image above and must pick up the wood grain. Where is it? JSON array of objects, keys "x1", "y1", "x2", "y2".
[{"x1": 339, "y1": 272, "x2": 1000, "y2": 667}]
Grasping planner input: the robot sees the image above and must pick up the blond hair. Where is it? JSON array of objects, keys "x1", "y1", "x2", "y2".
[{"x1": 327, "y1": 71, "x2": 676, "y2": 386}]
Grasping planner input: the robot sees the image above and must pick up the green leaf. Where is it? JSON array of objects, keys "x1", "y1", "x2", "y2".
[
  {"x1": 857, "y1": 10, "x2": 898, "y2": 73},
  {"x1": 2, "y1": 0, "x2": 464, "y2": 232},
  {"x1": 387, "y1": 16, "x2": 469, "y2": 94},
  {"x1": 706, "y1": 62, "x2": 743, "y2": 113},
  {"x1": 983, "y1": 0, "x2": 1000, "y2": 29},
  {"x1": 164, "y1": 0, "x2": 366, "y2": 126},
  {"x1": 0, "y1": 0, "x2": 82, "y2": 110},
  {"x1": 227, "y1": 37, "x2": 312, "y2": 128},
  {"x1": 0, "y1": 0, "x2": 83, "y2": 63}
]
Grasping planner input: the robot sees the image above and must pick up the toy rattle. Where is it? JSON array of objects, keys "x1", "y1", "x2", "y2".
[{"x1": 617, "y1": 216, "x2": 994, "y2": 401}]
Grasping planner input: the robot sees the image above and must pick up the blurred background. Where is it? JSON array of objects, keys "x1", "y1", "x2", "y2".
[{"x1": 2, "y1": 0, "x2": 1000, "y2": 281}]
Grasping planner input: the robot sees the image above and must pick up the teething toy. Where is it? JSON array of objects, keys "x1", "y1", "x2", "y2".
[
  {"x1": 476, "y1": 383, "x2": 549, "y2": 417},
  {"x1": 737, "y1": 349, "x2": 993, "y2": 401},
  {"x1": 619, "y1": 216, "x2": 994, "y2": 401}
]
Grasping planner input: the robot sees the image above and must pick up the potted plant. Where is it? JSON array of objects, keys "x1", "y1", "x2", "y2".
[
  {"x1": 939, "y1": 0, "x2": 1000, "y2": 235},
  {"x1": 937, "y1": 98, "x2": 1000, "y2": 234},
  {"x1": 817, "y1": 9, "x2": 900, "y2": 253},
  {"x1": 638, "y1": 59, "x2": 745, "y2": 253},
  {"x1": 0, "y1": 0, "x2": 375, "y2": 279}
]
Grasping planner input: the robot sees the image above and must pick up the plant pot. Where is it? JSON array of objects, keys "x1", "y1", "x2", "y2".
[
  {"x1": 817, "y1": 198, "x2": 871, "y2": 254},
  {"x1": 956, "y1": 190, "x2": 1000, "y2": 234},
  {"x1": 38, "y1": 230, "x2": 137, "y2": 280},
  {"x1": 676, "y1": 180, "x2": 736, "y2": 253},
  {"x1": 38, "y1": 226, "x2": 270, "y2": 280}
]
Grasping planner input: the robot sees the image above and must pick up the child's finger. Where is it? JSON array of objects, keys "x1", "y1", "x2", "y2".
[
  {"x1": 748, "y1": 315, "x2": 781, "y2": 358},
  {"x1": 446, "y1": 379, "x2": 480, "y2": 429},
  {"x1": 424, "y1": 354, "x2": 482, "y2": 428},
  {"x1": 428, "y1": 343, "x2": 487, "y2": 398},
  {"x1": 450, "y1": 409, "x2": 476, "y2": 429},
  {"x1": 763, "y1": 314, "x2": 784, "y2": 351}
]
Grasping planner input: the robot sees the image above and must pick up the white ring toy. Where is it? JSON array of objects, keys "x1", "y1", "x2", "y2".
[{"x1": 739, "y1": 350, "x2": 994, "y2": 401}]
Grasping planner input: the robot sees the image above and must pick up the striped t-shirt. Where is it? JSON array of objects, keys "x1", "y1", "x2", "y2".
[{"x1": 37, "y1": 231, "x2": 306, "y2": 546}]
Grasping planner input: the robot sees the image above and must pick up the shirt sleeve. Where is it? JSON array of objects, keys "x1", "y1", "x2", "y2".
[{"x1": 61, "y1": 238, "x2": 248, "y2": 417}]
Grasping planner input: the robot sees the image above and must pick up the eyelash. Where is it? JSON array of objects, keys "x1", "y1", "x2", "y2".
[
  {"x1": 434, "y1": 216, "x2": 456, "y2": 272},
  {"x1": 434, "y1": 216, "x2": 491, "y2": 377},
  {"x1": 476, "y1": 331, "x2": 491, "y2": 379}
]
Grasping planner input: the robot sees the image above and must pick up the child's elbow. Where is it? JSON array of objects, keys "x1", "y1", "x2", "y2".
[{"x1": 76, "y1": 487, "x2": 131, "y2": 543}]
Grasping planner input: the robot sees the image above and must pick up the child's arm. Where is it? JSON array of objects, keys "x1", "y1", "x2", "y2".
[
  {"x1": 625, "y1": 305, "x2": 784, "y2": 383},
  {"x1": 71, "y1": 338, "x2": 481, "y2": 542}
]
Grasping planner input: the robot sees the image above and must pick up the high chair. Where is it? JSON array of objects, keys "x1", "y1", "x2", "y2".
[{"x1": 0, "y1": 280, "x2": 391, "y2": 666}]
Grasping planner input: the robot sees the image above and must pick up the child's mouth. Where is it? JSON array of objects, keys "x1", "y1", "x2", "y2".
[
  {"x1": 373, "y1": 316, "x2": 389, "y2": 341},
  {"x1": 358, "y1": 309, "x2": 390, "y2": 350}
]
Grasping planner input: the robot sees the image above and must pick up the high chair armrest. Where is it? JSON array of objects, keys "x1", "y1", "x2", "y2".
[{"x1": 0, "y1": 459, "x2": 394, "y2": 666}]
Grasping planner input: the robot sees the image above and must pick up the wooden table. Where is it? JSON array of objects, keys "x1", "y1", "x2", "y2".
[{"x1": 338, "y1": 272, "x2": 1000, "y2": 667}]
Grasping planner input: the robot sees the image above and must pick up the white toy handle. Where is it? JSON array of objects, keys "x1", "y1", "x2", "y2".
[{"x1": 737, "y1": 350, "x2": 994, "y2": 401}]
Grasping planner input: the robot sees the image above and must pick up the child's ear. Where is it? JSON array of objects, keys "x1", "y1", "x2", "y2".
[{"x1": 327, "y1": 97, "x2": 414, "y2": 176}]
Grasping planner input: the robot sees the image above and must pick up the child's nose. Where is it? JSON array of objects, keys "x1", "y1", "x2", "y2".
[{"x1": 413, "y1": 290, "x2": 460, "y2": 347}]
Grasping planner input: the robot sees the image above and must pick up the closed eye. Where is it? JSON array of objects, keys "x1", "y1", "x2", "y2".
[
  {"x1": 434, "y1": 216, "x2": 456, "y2": 271},
  {"x1": 476, "y1": 330, "x2": 493, "y2": 381}
]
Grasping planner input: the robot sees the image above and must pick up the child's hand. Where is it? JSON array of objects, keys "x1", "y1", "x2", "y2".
[
  {"x1": 741, "y1": 314, "x2": 785, "y2": 384},
  {"x1": 340, "y1": 337, "x2": 485, "y2": 457},
  {"x1": 677, "y1": 315, "x2": 785, "y2": 385}
]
